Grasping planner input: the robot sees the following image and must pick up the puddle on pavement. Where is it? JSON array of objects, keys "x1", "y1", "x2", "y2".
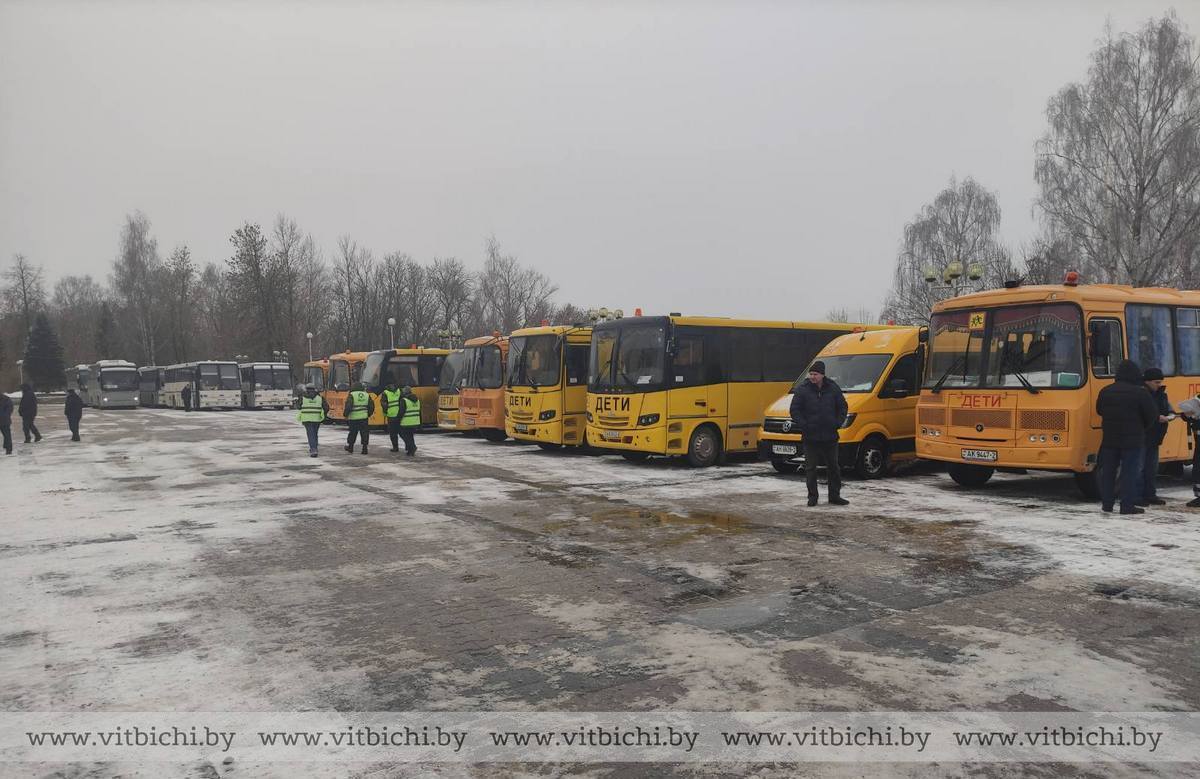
[{"x1": 545, "y1": 508, "x2": 750, "y2": 544}]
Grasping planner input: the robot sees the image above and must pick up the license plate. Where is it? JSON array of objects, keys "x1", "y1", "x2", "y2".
[
  {"x1": 465, "y1": 418, "x2": 475, "y2": 426},
  {"x1": 514, "y1": 423, "x2": 529, "y2": 433},
  {"x1": 961, "y1": 448, "x2": 998, "y2": 462},
  {"x1": 602, "y1": 429, "x2": 621, "y2": 441},
  {"x1": 772, "y1": 444, "x2": 797, "y2": 456}
]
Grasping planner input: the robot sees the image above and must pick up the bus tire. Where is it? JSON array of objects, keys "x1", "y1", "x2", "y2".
[
  {"x1": 537, "y1": 442, "x2": 562, "y2": 452},
  {"x1": 771, "y1": 458, "x2": 801, "y2": 474},
  {"x1": 687, "y1": 425, "x2": 722, "y2": 468},
  {"x1": 854, "y1": 436, "x2": 889, "y2": 479},
  {"x1": 1073, "y1": 470, "x2": 1101, "y2": 500},
  {"x1": 482, "y1": 429, "x2": 508, "y2": 442},
  {"x1": 948, "y1": 463, "x2": 994, "y2": 488},
  {"x1": 621, "y1": 451, "x2": 650, "y2": 463}
]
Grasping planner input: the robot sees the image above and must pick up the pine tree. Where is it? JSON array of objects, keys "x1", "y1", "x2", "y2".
[
  {"x1": 95, "y1": 302, "x2": 116, "y2": 358},
  {"x1": 24, "y1": 313, "x2": 66, "y2": 391}
]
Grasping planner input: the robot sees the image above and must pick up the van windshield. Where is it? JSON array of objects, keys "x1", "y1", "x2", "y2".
[{"x1": 792, "y1": 354, "x2": 891, "y2": 393}]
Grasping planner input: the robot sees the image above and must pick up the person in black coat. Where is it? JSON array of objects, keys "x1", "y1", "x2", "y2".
[
  {"x1": 1139, "y1": 367, "x2": 1172, "y2": 506},
  {"x1": 0, "y1": 391, "x2": 12, "y2": 455},
  {"x1": 789, "y1": 361, "x2": 850, "y2": 506},
  {"x1": 18, "y1": 384, "x2": 41, "y2": 443},
  {"x1": 64, "y1": 388, "x2": 85, "y2": 442},
  {"x1": 1095, "y1": 359, "x2": 1159, "y2": 514}
]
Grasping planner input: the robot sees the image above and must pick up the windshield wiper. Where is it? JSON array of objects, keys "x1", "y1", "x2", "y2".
[
  {"x1": 930, "y1": 355, "x2": 966, "y2": 394},
  {"x1": 998, "y1": 349, "x2": 1042, "y2": 395}
]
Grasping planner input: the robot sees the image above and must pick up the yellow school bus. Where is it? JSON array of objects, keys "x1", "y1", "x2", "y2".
[
  {"x1": 357, "y1": 347, "x2": 449, "y2": 427},
  {"x1": 586, "y1": 315, "x2": 879, "y2": 466},
  {"x1": 505, "y1": 324, "x2": 592, "y2": 449},
  {"x1": 459, "y1": 335, "x2": 510, "y2": 441},
  {"x1": 917, "y1": 279, "x2": 1200, "y2": 496},
  {"x1": 437, "y1": 349, "x2": 469, "y2": 430},
  {"x1": 759, "y1": 327, "x2": 924, "y2": 478},
  {"x1": 324, "y1": 351, "x2": 367, "y2": 422}
]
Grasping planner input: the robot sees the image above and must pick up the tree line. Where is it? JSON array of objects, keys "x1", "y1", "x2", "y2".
[{"x1": 0, "y1": 217, "x2": 586, "y2": 390}]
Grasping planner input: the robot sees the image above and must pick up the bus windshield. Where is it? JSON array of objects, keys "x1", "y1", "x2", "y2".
[
  {"x1": 304, "y1": 366, "x2": 325, "y2": 391},
  {"x1": 363, "y1": 353, "x2": 421, "y2": 390},
  {"x1": 589, "y1": 323, "x2": 666, "y2": 392},
  {"x1": 507, "y1": 334, "x2": 561, "y2": 388},
  {"x1": 100, "y1": 369, "x2": 138, "y2": 391},
  {"x1": 254, "y1": 367, "x2": 292, "y2": 389},
  {"x1": 439, "y1": 351, "x2": 467, "y2": 392},
  {"x1": 793, "y1": 354, "x2": 892, "y2": 393},
  {"x1": 471, "y1": 345, "x2": 503, "y2": 389},
  {"x1": 218, "y1": 363, "x2": 240, "y2": 390},
  {"x1": 924, "y1": 304, "x2": 1084, "y2": 389},
  {"x1": 199, "y1": 364, "x2": 222, "y2": 390}
]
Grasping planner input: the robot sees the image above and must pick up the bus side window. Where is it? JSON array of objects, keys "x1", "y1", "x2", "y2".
[
  {"x1": 672, "y1": 330, "x2": 724, "y2": 386},
  {"x1": 1176, "y1": 308, "x2": 1200, "y2": 375},
  {"x1": 728, "y1": 329, "x2": 762, "y2": 382},
  {"x1": 566, "y1": 345, "x2": 588, "y2": 385},
  {"x1": 1089, "y1": 318, "x2": 1124, "y2": 378},
  {"x1": 1126, "y1": 304, "x2": 1175, "y2": 375}
]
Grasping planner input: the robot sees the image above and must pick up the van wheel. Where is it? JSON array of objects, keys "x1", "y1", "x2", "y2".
[
  {"x1": 687, "y1": 426, "x2": 722, "y2": 468},
  {"x1": 771, "y1": 458, "x2": 801, "y2": 474},
  {"x1": 854, "y1": 437, "x2": 889, "y2": 479},
  {"x1": 1073, "y1": 470, "x2": 1101, "y2": 500},
  {"x1": 948, "y1": 463, "x2": 994, "y2": 487},
  {"x1": 537, "y1": 442, "x2": 561, "y2": 452},
  {"x1": 621, "y1": 451, "x2": 650, "y2": 463}
]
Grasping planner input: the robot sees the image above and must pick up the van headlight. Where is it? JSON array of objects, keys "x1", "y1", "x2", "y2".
[
  {"x1": 840, "y1": 413, "x2": 857, "y2": 429},
  {"x1": 637, "y1": 413, "x2": 660, "y2": 426},
  {"x1": 539, "y1": 410, "x2": 556, "y2": 421}
]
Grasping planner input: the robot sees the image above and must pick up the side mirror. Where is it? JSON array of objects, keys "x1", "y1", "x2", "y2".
[{"x1": 885, "y1": 378, "x2": 910, "y2": 398}]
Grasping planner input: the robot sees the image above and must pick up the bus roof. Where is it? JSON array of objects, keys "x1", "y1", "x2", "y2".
[
  {"x1": 509, "y1": 324, "x2": 593, "y2": 342},
  {"x1": 327, "y1": 351, "x2": 370, "y2": 362},
  {"x1": 74, "y1": 364, "x2": 91, "y2": 371},
  {"x1": 593, "y1": 315, "x2": 892, "y2": 331},
  {"x1": 463, "y1": 335, "x2": 508, "y2": 348},
  {"x1": 364, "y1": 347, "x2": 451, "y2": 357},
  {"x1": 817, "y1": 326, "x2": 923, "y2": 357},
  {"x1": 92, "y1": 359, "x2": 137, "y2": 368},
  {"x1": 934, "y1": 283, "x2": 1200, "y2": 313},
  {"x1": 163, "y1": 360, "x2": 238, "y2": 369},
  {"x1": 304, "y1": 359, "x2": 329, "y2": 367},
  {"x1": 238, "y1": 362, "x2": 291, "y2": 369}
]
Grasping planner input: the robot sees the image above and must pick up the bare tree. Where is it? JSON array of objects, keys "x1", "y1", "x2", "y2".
[
  {"x1": 1035, "y1": 12, "x2": 1200, "y2": 286},
  {"x1": 880, "y1": 177, "x2": 1015, "y2": 325},
  {"x1": 227, "y1": 222, "x2": 281, "y2": 357},
  {"x1": 480, "y1": 236, "x2": 558, "y2": 333},
  {"x1": 163, "y1": 246, "x2": 196, "y2": 362},
  {"x1": 428, "y1": 257, "x2": 472, "y2": 335},
  {"x1": 50, "y1": 274, "x2": 106, "y2": 364},
  {"x1": 2, "y1": 254, "x2": 46, "y2": 334},
  {"x1": 824, "y1": 306, "x2": 876, "y2": 324},
  {"x1": 112, "y1": 212, "x2": 164, "y2": 363}
]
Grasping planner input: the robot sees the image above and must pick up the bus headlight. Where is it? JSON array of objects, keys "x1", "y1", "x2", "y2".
[
  {"x1": 637, "y1": 413, "x2": 660, "y2": 426},
  {"x1": 840, "y1": 413, "x2": 857, "y2": 429},
  {"x1": 539, "y1": 410, "x2": 556, "y2": 421},
  {"x1": 586, "y1": 411, "x2": 593, "y2": 423}
]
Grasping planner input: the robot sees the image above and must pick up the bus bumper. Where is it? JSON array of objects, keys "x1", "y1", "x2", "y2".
[
  {"x1": 916, "y1": 437, "x2": 1085, "y2": 472},
  {"x1": 586, "y1": 424, "x2": 668, "y2": 454},
  {"x1": 508, "y1": 415, "x2": 587, "y2": 446}
]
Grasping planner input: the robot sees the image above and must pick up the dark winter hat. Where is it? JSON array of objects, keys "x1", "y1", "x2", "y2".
[
  {"x1": 1143, "y1": 367, "x2": 1164, "y2": 381},
  {"x1": 809, "y1": 361, "x2": 826, "y2": 375}
]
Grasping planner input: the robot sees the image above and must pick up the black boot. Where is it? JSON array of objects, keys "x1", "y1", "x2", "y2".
[
  {"x1": 829, "y1": 495, "x2": 849, "y2": 506},
  {"x1": 361, "y1": 446, "x2": 368, "y2": 455},
  {"x1": 807, "y1": 495, "x2": 818, "y2": 507}
]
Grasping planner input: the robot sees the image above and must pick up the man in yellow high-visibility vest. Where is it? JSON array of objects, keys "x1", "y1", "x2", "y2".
[
  {"x1": 397, "y1": 385, "x2": 421, "y2": 456},
  {"x1": 381, "y1": 381, "x2": 404, "y2": 453},
  {"x1": 344, "y1": 382, "x2": 375, "y2": 455},
  {"x1": 296, "y1": 384, "x2": 330, "y2": 457}
]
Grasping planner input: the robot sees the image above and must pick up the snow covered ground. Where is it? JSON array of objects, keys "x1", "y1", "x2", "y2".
[{"x1": 2, "y1": 408, "x2": 1198, "y2": 777}]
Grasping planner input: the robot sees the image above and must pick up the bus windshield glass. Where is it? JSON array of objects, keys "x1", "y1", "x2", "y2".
[
  {"x1": 304, "y1": 366, "x2": 325, "y2": 391},
  {"x1": 471, "y1": 345, "x2": 503, "y2": 389},
  {"x1": 439, "y1": 351, "x2": 467, "y2": 392},
  {"x1": 924, "y1": 311, "x2": 986, "y2": 389},
  {"x1": 199, "y1": 364, "x2": 222, "y2": 389},
  {"x1": 254, "y1": 367, "x2": 291, "y2": 389},
  {"x1": 507, "y1": 335, "x2": 561, "y2": 387},
  {"x1": 793, "y1": 354, "x2": 891, "y2": 393},
  {"x1": 589, "y1": 323, "x2": 666, "y2": 392},
  {"x1": 100, "y1": 369, "x2": 137, "y2": 391},
  {"x1": 218, "y1": 363, "x2": 239, "y2": 390}
]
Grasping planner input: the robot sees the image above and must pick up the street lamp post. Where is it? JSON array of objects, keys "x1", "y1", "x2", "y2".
[
  {"x1": 306, "y1": 332, "x2": 314, "y2": 361},
  {"x1": 922, "y1": 260, "x2": 984, "y2": 300},
  {"x1": 436, "y1": 328, "x2": 462, "y2": 349},
  {"x1": 15, "y1": 359, "x2": 23, "y2": 385},
  {"x1": 387, "y1": 317, "x2": 396, "y2": 350}
]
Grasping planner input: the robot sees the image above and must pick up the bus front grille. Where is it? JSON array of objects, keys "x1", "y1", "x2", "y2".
[
  {"x1": 598, "y1": 415, "x2": 630, "y2": 427},
  {"x1": 950, "y1": 409, "x2": 1013, "y2": 429},
  {"x1": 1018, "y1": 409, "x2": 1068, "y2": 431},
  {"x1": 918, "y1": 407, "x2": 946, "y2": 426}
]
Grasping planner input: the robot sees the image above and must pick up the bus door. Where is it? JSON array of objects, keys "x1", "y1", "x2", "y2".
[
  {"x1": 668, "y1": 330, "x2": 725, "y2": 421},
  {"x1": 1086, "y1": 317, "x2": 1124, "y2": 435}
]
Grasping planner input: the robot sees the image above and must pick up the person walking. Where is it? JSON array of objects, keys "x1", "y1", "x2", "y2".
[
  {"x1": 344, "y1": 382, "x2": 375, "y2": 455},
  {"x1": 181, "y1": 383, "x2": 192, "y2": 412},
  {"x1": 381, "y1": 381, "x2": 404, "y2": 452},
  {"x1": 18, "y1": 384, "x2": 41, "y2": 443},
  {"x1": 1139, "y1": 367, "x2": 1172, "y2": 506},
  {"x1": 1095, "y1": 359, "x2": 1159, "y2": 514},
  {"x1": 0, "y1": 390, "x2": 13, "y2": 455},
  {"x1": 1178, "y1": 393, "x2": 1200, "y2": 508},
  {"x1": 297, "y1": 384, "x2": 330, "y2": 457},
  {"x1": 64, "y1": 388, "x2": 85, "y2": 442},
  {"x1": 789, "y1": 361, "x2": 849, "y2": 506},
  {"x1": 397, "y1": 385, "x2": 421, "y2": 457}
]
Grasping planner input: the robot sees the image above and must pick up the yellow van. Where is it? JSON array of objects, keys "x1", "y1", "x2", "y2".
[{"x1": 758, "y1": 327, "x2": 925, "y2": 478}]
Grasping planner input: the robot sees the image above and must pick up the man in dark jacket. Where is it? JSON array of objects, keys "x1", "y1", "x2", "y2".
[
  {"x1": 789, "y1": 361, "x2": 850, "y2": 506},
  {"x1": 1139, "y1": 367, "x2": 1172, "y2": 506},
  {"x1": 64, "y1": 388, "x2": 85, "y2": 442},
  {"x1": 1095, "y1": 359, "x2": 1159, "y2": 514},
  {"x1": 0, "y1": 391, "x2": 12, "y2": 454},
  {"x1": 18, "y1": 384, "x2": 41, "y2": 443}
]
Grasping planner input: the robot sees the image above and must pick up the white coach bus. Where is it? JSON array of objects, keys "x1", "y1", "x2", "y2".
[
  {"x1": 138, "y1": 366, "x2": 166, "y2": 408},
  {"x1": 71, "y1": 364, "x2": 93, "y2": 406},
  {"x1": 87, "y1": 360, "x2": 140, "y2": 409},
  {"x1": 163, "y1": 361, "x2": 242, "y2": 410},
  {"x1": 239, "y1": 362, "x2": 293, "y2": 409}
]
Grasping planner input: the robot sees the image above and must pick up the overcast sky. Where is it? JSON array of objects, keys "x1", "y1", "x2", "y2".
[{"x1": 1, "y1": 1, "x2": 1194, "y2": 321}]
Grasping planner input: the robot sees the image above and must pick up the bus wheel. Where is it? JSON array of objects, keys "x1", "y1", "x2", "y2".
[
  {"x1": 854, "y1": 437, "x2": 889, "y2": 479},
  {"x1": 687, "y1": 426, "x2": 722, "y2": 468},
  {"x1": 482, "y1": 429, "x2": 508, "y2": 442},
  {"x1": 771, "y1": 458, "x2": 800, "y2": 474},
  {"x1": 948, "y1": 463, "x2": 994, "y2": 487},
  {"x1": 1073, "y1": 471, "x2": 1101, "y2": 500},
  {"x1": 537, "y1": 442, "x2": 562, "y2": 452},
  {"x1": 621, "y1": 451, "x2": 650, "y2": 463}
]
